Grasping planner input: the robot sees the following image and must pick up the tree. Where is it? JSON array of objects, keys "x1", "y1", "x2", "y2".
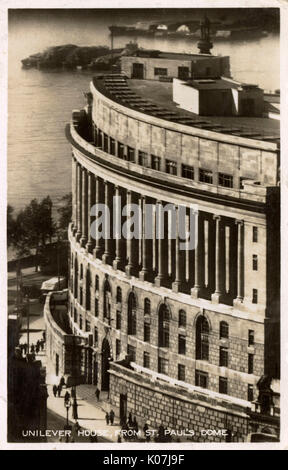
[
  {"x1": 7, "y1": 204, "x2": 17, "y2": 247},
  {"x1": 9, "y1": 196, "x2": 56, "y2": 271},
  {"x1": 57, "y1": 193, "x2": 72, "y2": 239}
]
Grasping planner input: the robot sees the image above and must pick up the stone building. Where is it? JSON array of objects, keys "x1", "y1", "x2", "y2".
[{"x1": 45, "y1": 65, "x2": 281, "y2": 441}]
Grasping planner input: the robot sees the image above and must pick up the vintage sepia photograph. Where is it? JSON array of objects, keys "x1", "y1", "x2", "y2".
[{"x1": 2, "y1": 1, "x2": 285, "y2": 449}]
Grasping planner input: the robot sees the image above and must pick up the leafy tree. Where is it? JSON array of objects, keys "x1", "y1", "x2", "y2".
[
  {"x1": 7, "y1": 204, "x2": 17, "y2": 247},
  {"x1": 57, "y1": 193, "x2": 72, "y2": 239},
  {"x1": 9, "y1": 196, "x2": 56, "y2": 271}
]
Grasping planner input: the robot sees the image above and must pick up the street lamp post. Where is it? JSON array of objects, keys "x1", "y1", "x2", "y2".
[{"x1": 65, "y1": 399, "x2": 71, "y2": 427}]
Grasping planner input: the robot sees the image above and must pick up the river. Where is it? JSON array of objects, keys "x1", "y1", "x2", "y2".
[{"x1": 8, "y1": 9, "x2": 279, "y2": 212}]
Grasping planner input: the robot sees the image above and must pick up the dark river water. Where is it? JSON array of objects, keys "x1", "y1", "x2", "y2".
[{"x1": 8, "y1": 10, "x2": 279, "y2": 212}]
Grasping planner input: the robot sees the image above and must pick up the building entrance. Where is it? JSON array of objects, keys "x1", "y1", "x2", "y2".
[
  {"x1": 101, "y1": 338, "x2": 111, "y2": 391},
  {"x1": 120, "y1": 394, "x2": 127, "y2": 424},
  {"x1": 132, "y1": 63, "x2": 144, "y2": 79}
]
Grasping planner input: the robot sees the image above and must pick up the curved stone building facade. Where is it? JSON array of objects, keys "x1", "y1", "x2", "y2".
[{"x1": 64, "y1": 74, "x2": 280, "y2": 440}]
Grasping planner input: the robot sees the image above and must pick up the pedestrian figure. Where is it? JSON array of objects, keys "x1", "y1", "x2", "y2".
[
  {"x1": 42, "y1": 331, "x2": 46, "y2": 341},
  {"x1": 109, "y1": 409, "x2": 115, "y2": 425},
  {"x1": 35, "y1": 344, "x2": 40, "y2": 354},
  {"x1": 72, "y1": 398, "x2": 78, "y2": 420},
  {"x1": 57, "y1": 385, "x2": 62, "y2": 397},
  {"x1": 143, "y1": 423, "x2": 150, "y2": 442},
  {"x1": 59, "y1": 376, "x2": 66, "y2": 388},
  {"x1": 36, "y1": 340, "x2": 40, "y2": 349},
  {"x1": 53, "y1": 384, "x2": 58, "y2": 397},
  {"x1": 30, "y1": 344, "x2": 35, "y2": 353},
  {"x1": 132, "y1": 417, "x2": 138, "y2": 433},
  {"x1": 40, "y1": 339, "x2": 44, "y2": 351},
  {"x1": 23, "y1": 343, "x2": 27, "y2": 355},
  {"x1": 105, "y1": 412, "x2": 110, "y2": 425},
  {"x1": 74, "y1": 421, "x2": 81, "y2": 433},
  {"x1": 64, "y1": 391, "x2": 71, "y2": 404},
  {"x1": 95, "y1": 387, "x2": 100, "y2": 401},
  {"x1": 128, "y1": 411, "x2": 133, "y2": 427}
]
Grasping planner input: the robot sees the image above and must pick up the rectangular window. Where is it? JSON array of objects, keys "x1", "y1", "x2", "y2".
[
  {"x1": 195, "y1": 370, "x2": 208, "y2": 389},
  {"x1": 220, "y1": 322, "x2": 229, "y2": 339},
  {"x1": 151, "y1": 155, "x2": 161, "y2": 171},
  {"x1": 116, "y1": 339, "x2": 121, "y2": 358},
  {"x1": 179, "y1": 311, "x2": 186, "y2": 328},
  {"x1": 144, "y1": 322, "x2": 150, "y2": 342},
  {"x1": 248, "y1": 384, "x2": 254, "y2": 402},
  {"x1": 219, "y1": 377, "x2": 228, "y2": 394},
  {"x1": 127, "y1": 344, "x2": 136, "y2": 362},
  {"x1": 118, "y1": 142, "x2": 124, "y2": 159},
  {"x1": 95, "y1": 276, "x2": 99, "y2": 292},
  {"x1": 74, "y1": 308, "x2": 77, "y2": 323},
  {"x1": 139, "y1": 151, "x2": 148, "y2": 167},
  {"x1": 219, "y1": 347, "x2": 228, "y2": 367},
  {"x1": 248, "y1": 354, "x2": 254, "y2": 374},
  {"x1": 94, "y1": 327, "x2": 98, "y2": 345},
  {"x1": 116, "y1": 311, "x2": 121, "y2": 330},
  {"x1": 127, "y1": 147, "x2": 135, "y2": 162},
  {"x1": 253, "y1": 226, "x2": 258, "y2": 243},
  {"x1": 182, "y1": 164, "x2": 194, "y2": 180},
  {"x1": 252, "y1": 289, "x2": 258, "y2": 304},
  {"x1": 158, "y1": 357, "x2": 169, "y2": 375},
  {"x1": 79, "y1": 315, "x2": 83, "y2": 330},
  {"x1": 103, "y1": 133, "x2": 109, "y2": 153},
  {"x1": 178, "y1": 364, "x2": 185, "y2": 382},
  {"x1": 143, "y1": 352, "x2": 150, "y2": 369},
  {"x1": 252, "y1": 254, "x2": 258, "y2": 271},
  {"x1": 248, "y1": 330, "x2": 255, "y2": 346},
  {"x1": 219, "y1": 173, "x2": 233, "y2": 188},
  {"x1": 154, "y1": 67, "x2": 168, "y2": 76},
  {"x1": 110, "y1": 138, "x2": 116, "y2": 156},
  {"x1": 166, "y1": 159, "x2": 177, "y2": 175},
  {"x1": 95, "y1": 299, "x2": 99, "y2": 317},
  {"x1": 85, "y1": 321, "x2": 91, "y2": 332},
  {"x1": 178, "y1": 335, "x2": 186, "y2": 355},
  {"x1": 199, "y1": 168, "x2": 213, "y2": 184}
]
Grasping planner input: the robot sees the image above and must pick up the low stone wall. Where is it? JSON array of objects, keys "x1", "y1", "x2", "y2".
[{"x1": 109, "y1": 362, "x2": 250, "y2": 442}]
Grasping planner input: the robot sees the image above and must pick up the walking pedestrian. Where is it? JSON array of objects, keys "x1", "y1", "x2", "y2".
[
  {"x1": 53, "y1": 384, "x2": 58, "y2": 397},
  {"x1": 132, "y1": 417, "x2": 138, "y2": 432},
  {"x1": 40, "y1": 339, "x2": 45, "y2": 351},
  {"x1": 128, "y1": 411, "x2": 133, "y2": 427},
  {"x1": 105, "y1": 412, "x2": 110, "y2": 425},
  {"x1": 143, "y1": 423, "x2": 150, "y2": 442},
  {"x1": 95, "y1": 387, "x2": 100, "y2": 401},
  {"x1": 57, "y1": 385, "x2": 62, "y2": 397},
  {"x1": 59, "y1": 376, "x2": 66, "y2": 388},
  {"x1": 23, "y1": 343, "x2": 27, "y2": 355},
  {"x1": 42, "y1": 331, "x2": 46, "y2": 342},
  {"x1": 30, "y1": 344, "x2": 35, "y2": 353},
  {"x1": 109, "y1": 409, "x2": 115, "y2": 425},
  {"x1": 35, "y1": 344, "x2": 40, "y2": 354}
]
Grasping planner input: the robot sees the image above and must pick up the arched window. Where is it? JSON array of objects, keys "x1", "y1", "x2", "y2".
[
  {"x1": 220, "y1": 321, "x2": 229, "y2": 339},
  {"x1": 178, "y1": 310, "x2": 186, "y2": 328},
  {"x1": 86, "y1": 269, "x2": 91, "y2": 311},
  {"x1": 116, "y1": 287, "x2": 122, "y2": 304},
  {"x1": 159, "y1": 304, "x2": 170, "y2": 348},
  {"x1": 103, "y1": 280, "x2": 111, "y2": 321},
  {"x1": 128, "y1": 292, "x2": 137, "y2": 335},
  {"x1": 74, "y1": 257, "x2": 78, "y2": 299},
  {"x1": 144, "y1": 298, "x2": 151, "y2": 315},
  {"x1": 95, "y1": 275, "x2": 99, "y2": 292},
  {"x1": 196, "y1": 316, "x2": 209, "y2": 360}
]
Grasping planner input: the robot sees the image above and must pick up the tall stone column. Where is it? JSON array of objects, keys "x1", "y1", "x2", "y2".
[
  {"x1": 93, "y1": 176, "x2": 102, "y2": 259},
  {"x1": 234, "y1": 220, "x2": 244, "y2": 305},
  {"x1": 87, "y1": 172, "x2": 95, "y2": 253},
  {"x1": 172, "y1": 206, "x2": 181, "y2": 292},
  {"x1": 76, "y1": 163, "x2": 82, "y2": 242},
  {"x1": 191, "y1": 211, "x2": 200, "y2": 298},
  {"x1": 102, "y1": 181, "x2": 111, "y2": 264},
  {"x1": 125, "y1": 190, "x2": 134, "y2": 277},
  {"x1": 80, "y1": 167, "x2": 88, "y2": 247},
  {"x1": 140, "y1": 196, "x2": 148, "y2": 281},
  {"x1": 212, "y1": 215, "x2": 222, "y2": 303},
  {"x1": 155, "y1": 200, "x2": 167, "y2": 287},
  {"x1": 113, "y1": 185, "x2": 123, "y2": 270}
]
